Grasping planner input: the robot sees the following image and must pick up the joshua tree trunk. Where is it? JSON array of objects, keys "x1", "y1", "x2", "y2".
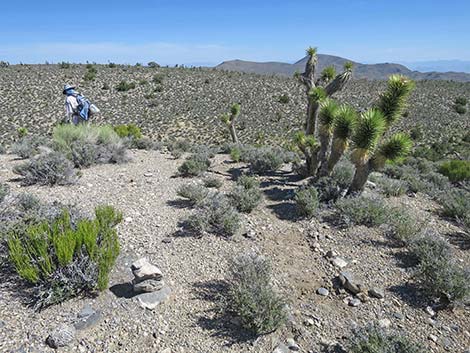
[
  {"x1": 347, "y1": 161, "x2": 371, "y2": 194},
  {"x1": 316, "y1": 129, "x2": 332, "y2": 176},
  {"x1": 323, "y1": 139, "x2": 347, "y2": 176},
  {"x1": 229, "y1": 121, "x2": 238, "y2": 144},
  {"x1": 306, "y1": 101, "x2": 320, "y2": 136}
]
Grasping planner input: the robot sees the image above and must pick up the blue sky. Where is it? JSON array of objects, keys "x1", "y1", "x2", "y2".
[{"x1": 1, "y1": 0, "x2": 469, "y2": 65}]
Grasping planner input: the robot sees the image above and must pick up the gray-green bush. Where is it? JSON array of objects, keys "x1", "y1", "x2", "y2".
[
  {"x1": 11, "y1": 136, "x2": 49, "y2": 159},
  {"x1": 178, "y1": 153, "x2": 211, "y2": 177},
  {"x1": 294, "y1": 186, "x2": 319, "y2": 217},
  {"x1": 229, "y1": 175, "x2": 262, "y2": 213},
  {"x1": 335, "y1": 195, "x2": 388, "y2": 226},
  {"x1": 225, "y1": 252, "x2": 287, "y2": 335},
  {"x1": 177, "y1": 184, "x2": 209, "y2": 205}
]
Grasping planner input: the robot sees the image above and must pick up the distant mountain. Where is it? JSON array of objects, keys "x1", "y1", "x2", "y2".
[
  {"x1": 403, "y1": 60, "x2": 470, "y2": 74},
  {"x1": 216, "y1": 54, "x2": 470, "y2": 82}
]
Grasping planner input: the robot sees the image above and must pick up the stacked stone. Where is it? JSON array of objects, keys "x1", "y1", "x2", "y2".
[{"x1": 131, "y1": 258, "x2": 171, "y2": 310}]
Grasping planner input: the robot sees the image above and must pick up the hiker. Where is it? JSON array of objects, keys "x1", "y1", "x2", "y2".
[{"x1": 63, "y1": 84, "x2": 99, "y2": 125}]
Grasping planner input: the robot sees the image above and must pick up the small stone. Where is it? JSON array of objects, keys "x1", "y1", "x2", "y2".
[
  {"x1": 429, "y1": 334, "x2": 438, "y2": 343},
  {"x1": 368, "y1": 287, "x2": 385, "y2": 299},
  {"x1": 393, "y1": 312, "x2": 405, "y2": 320},
  {"x1": 131, "y1": 258, "x2": 163, "y2": 282},
  {"x1": 304, "y1": 318, "x2": 314, "y2": 326},
  {"x1": 124, "y1": 217, "x2": 133, "y2": 223},
  {"x1": 317, "y1": 287, "x2": 329, "y2": 296},
  {"x1": 160, "y1": 349, "x2": 171, "y2": 353},
  {"x1": 425, "y1": 306, "x2": 436, "y2": 317},
  {"x1": 331, "y1": 257, "x2": 348, "y2": 269},
  {"x1": 286, "y1": 337, "x2": 300, "y2": 351},
  {"x1": 46, "y1": 325, "x2": 76, "y2": 348},
  {"x1": 339, "y1": 271, "x2": 363, "y2": 294},
  {"x1": 356, "y1": 292, "x2": 368, "y2": 302},
  {"x1": 162, "y1": 238, "x2": 172, "y2": 244},
  {"x1": 378, "y1": 318, "x2": 391, "y2": 329},
  {"x1": 144, "y1": 173, "x2": 153, "y2": 177},
  {"x1": 137, "y1": 286, "x2": 171, "y2": 310},
  {"x1": 273, "y1": 343, "x2": 289, "y2": 353},
  {"x1": 325, "y1": 250, "x2": 336, "y2": 259},
  {"x1": 74, "y1": 305, "x2": 101, "y2": 330},
  {"x1": 348, "y1": 298, "x2": 361, "y2": 307},
  {"x1": 134, "y1": 279, "x2": 165, "y2": 293}
]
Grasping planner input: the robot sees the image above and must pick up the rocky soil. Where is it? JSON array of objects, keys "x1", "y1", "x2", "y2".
[
  {"x1": 0, "y1": 149, "x2": 469, "y2": 352},
  {"x1": 1, "y1": 65, "x2": 469, "y2": 146}
]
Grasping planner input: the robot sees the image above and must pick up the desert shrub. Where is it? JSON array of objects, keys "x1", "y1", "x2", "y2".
[
  {"x1": 53, "y1": 124, "x2": 127, "y2": 167},
  {"x1": 331, "y1": 160, "x2": 355, "y2": 189},
  {"x1": 7, "y1": 205, "x2": 121, "y2": 309},
  {"x1": 312, "y1": 177, "x2": 342, "y2": 203},
  {"x1": 410, "y1": 125, "x2": 423, "y2": 141},
  {"x1": 171, "y1": 149, "x2": 183, "y2": 159},
  {"x1": 377, "y1": 176, "x2": 408, "y2": 197},
  {"x1": 16, "y1": 193, "x2": 41, "y2": 212},
  {"x1": 348, "y1": 324, "x2": 424, "y2": 353},
  {"x1": 437, "y1": 188, "x2": 470, "y2": 220},
  {"x1": 225, "y1": 252, "x2": 287, "y2": 335},
  {"x1": 178, "y1": 153, "x2": 211, "y2": 177},
  {"x1": 243, "y1": 146, "x2": 286, "y2": 174},
  {"x1": 411, "y1": 233, "x2": 470, "y2": 304},
  {"x1": 17, "y1": 127, "x2": 28, "y2": 138},
  {"x1": 422, "y1": 171, "x2": 450, "y2": 189},
  {"x1": 148, "y1": 61, "x2": 160, "y2": 68},
  {"x1": 11, "y1": 135, "x2": 49, "y2": 159},
  {"x1": 230, "y1": 146, "x2": 242, "y2": 162},
  {"x1": 229, "y1": 175, "x2": 262, "y2": 213},
  {"x1": 0, "y1": 183, "x2": 9, "y2": 203},
  {"x1": 203, "y1": 177, "x2": 223, "y2": 189},
  {"x1": 335, "y1": 195, "x2": 388, "y2": 227},
  {"x1": 113, "y1": 124, "x2": 142, "y2": 140},
  {"x1": 186, "y1": 193, "x2": 240, "y2": 236},
  {"x1": 13, "y1": 152, "x2": 79, "y2": 186},
  {"x1": 454, "y1": 104, "x2": 467, "y2": 115},
  {"x1": 116, "y1": 80, "x2": 136, "y2": 92},
  {"x1": 134, "y1": 137, "x2": 157, "y2": 150},
  {"x1": 59, "y1": 61, "x2": 70, "y2": 69},
  {"x1": 153, "y1": 74, "x2": 165, "y2": 84},
  {"x1": 385, "y1": 208, "x2": 422, "y2": 244},
  {"x1": 294, "y1": 186, "x2": 319, "y2": 217},
  {"x1": 438, "y1": 160, "x2": 470, "y2": 182},
  {"x1": 167, "y1": 139, "x2": 192, "y2": 152},
  {"x1": 177, "y1": 184, "x2": 209, "y2": 205},
  {"x1": 455, "y1": 97, "x2": 468, "y2": 106},
  {"x1": 278, "y1": 94, "x2": 290, "y2": 104},
  {"x1": 83, "y1": 69, "x2": 96, "y2": 81}
]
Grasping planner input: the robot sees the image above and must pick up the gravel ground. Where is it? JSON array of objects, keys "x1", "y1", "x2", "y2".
[{"x1": 0, "y1": 150, "x2": 469, "y2": 352}]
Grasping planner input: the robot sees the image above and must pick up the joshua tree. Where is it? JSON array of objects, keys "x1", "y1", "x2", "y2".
[
  {"x1": 221, "y1": 103, "x2": 241, "y2": 144},
  {"x1": 295, "y1": 46, "x2": 415, "y2": 195},
  {"x1": 296, "y1": 47, "x2": 354, "y2": 175}
]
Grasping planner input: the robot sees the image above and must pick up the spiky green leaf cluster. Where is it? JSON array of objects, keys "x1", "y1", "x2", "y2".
[
  {"x1": 344, "y1": 61, "x2": 354, "y2": 71},
  {"x1": 231, "y1": 103, "x2": 241, "y2": 117},
  {"x1": 294, "y1": 131, "x2": 318, "y2": 149},
  {"x1": 333, "y1": 105, "x2": 357, "y2": 140},
  {"x1": 308, "y1": 86, "x2": 326, "y2": 102},
  {"x1": 306, "y1": 46, "x2": 317, "y2": 56},
  {"x1": 377, "y1": 75, "x2": 415, "y2": 125},
  {"x1": 352, "y1": 109, "x2": 386, "y2": 150},
  {"x1": 377, "y1": 133, "x2": 413, "y2": 162},
  {"x1": 321, "y1": 66, "x2": 336, "y2": 82},
  {"x1": 319, "y1": 99, "x2": 339, "y2": 131}
]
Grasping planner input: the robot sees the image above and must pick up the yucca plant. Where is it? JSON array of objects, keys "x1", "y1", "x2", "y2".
[{"x1": 221, "y1": 103, "x2": 241, "y2": 144}]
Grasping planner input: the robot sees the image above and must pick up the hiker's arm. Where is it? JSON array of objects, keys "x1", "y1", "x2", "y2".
[{"x1": 65, "y1": 100, "x2": 73, "y2": 122}]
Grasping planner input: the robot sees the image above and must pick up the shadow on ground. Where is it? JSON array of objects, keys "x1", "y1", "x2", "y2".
[{"x1": 192, "y1": 280, "x2": 258, "y2": 346}]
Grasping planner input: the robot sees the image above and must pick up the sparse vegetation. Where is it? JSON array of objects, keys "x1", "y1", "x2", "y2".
[
  {"x1": 229, "y1": 175, "x2": 262, "y2": 213},
  {"x1": 438, "y1": 160, "x2": 470, "y2": 182},
  {"x1": 224, "y1": 252, "x2": 287, "y2": 335},
  {"x1": 294, "y1": 186, "x2": 319, "y2": 217},
  {"x1": 11, "y1": 135, "x2": 49, "y2": 159},
  {"x1": 177, "y1": 183, "x2": 209, "y2": 205},
  {"x1": 7, "y1": 205, "x2": 121, "y2": 310},
  {"x1": 335, "y1": 195, "x2": 388, "y2": 227},
  {"x1": 116, "y1": 80, "x2": 136, "y2": 92},
  {"x1": 178, "y1": 153, "x2": 211, "y2": 177}
]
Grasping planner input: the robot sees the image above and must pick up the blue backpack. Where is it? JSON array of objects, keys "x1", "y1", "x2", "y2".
[{"x1": 74, "y1": 94, "x2": 91, "y2": 120}]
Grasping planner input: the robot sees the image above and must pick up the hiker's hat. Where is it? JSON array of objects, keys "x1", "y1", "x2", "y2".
[{"x1": 63, "y1": 84, "x2": 75, "y2": 94}]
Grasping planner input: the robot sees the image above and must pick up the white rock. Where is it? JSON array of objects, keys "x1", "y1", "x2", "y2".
[
  {"x1": 131, "y1": 258, "x2": 163, "y2": 282},
  {"x1": 378, "y1": 318, "x2": 391, "y2": 329},
  {"x1": 331, "y1": 257, "x2": 348, "y2": 269},
  {"x1": 137, "y1": 286, "x2": 171, "y2": 310}
]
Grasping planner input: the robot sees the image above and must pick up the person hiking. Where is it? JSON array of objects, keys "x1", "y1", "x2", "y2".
[{"x1": 63, "y1": 84, "x2": 99, "y2": 125}]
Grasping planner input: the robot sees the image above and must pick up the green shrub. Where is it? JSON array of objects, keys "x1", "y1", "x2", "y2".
[
  {"x1": 7, "y1": 205, "x2": 121, "y2": 309},
  {"x1": 177, "y1": 184, "x2": 209, "y2": 205},
  {"x1": 438, "y1": 160, "x2": 470, "y2": 182},
  {"x1": 294, "y1": 186, "x2": 319, "y2": 217},
  {"x1": 178, "y1": 153, "x2": 211, "y2": 177},
  {"x1": 229, "y1": 146, "x2": 242, "y2": 162},
  {"x1": 454, "y1": 104, "x2": 467, "y2": 115},
  {"x1": 203, "y1": 177, "x2": 223, "y2": 189},
  {"x1": 225, "y1": 252, "x2": 287, "y2": 335},
  {"x1": 385, "y1": 208, "x2": 422, "y2": 244},
  {"x1": 166, "y1": 139, "x2": 192, "y2": 153},
  {"x1": 53, "y1": 124, "x2": 126, "y2": 167},
  {"x1": 186, "y1": 193, "x2": 240, "y2": 237},
  {"x1": 455, "y1": 97, "x2": 468, "y2": 106},
  {"x1": 278, "y1": 94, "x2": 290, "y2": 104},
  {"x1": 13, "y1": 152, "x2": 79, "y2": 186},
  {"x1": 335, "y1": 195, "x2": 388, "y2": 227},
  {"x1": 17, "y1": 127, "x2": 28, "y2": 138},
  {"x1": 411, "y1": 233, "x2": 470, "y2": 304},
  {"x1": 331, "y1": 160, "x2": 355, "y2": 189},
  {"x1": 437, "y1": 188, "x2": 470, "y2": 220},
  {"x1": 153, "y1": 74, "x2": 165, "y2": 84},
  {"x1": 11, "y1": 135, "x2": 49, "y2": 159},
  {"x1": 229, "y1": 175, "x2": 262, "y2": 213},
  {"x1": 83, "y1": 69, "x2": 96, "y2": 82},
  {"x1": 349, "y1": 324, "x2": 424, "y2": 353},
  {"x1": 113, "y1": 124, "x2": 142, "y2": 140},
  {"x1": 116, "y1": 80, "x2": 136, "y2": 92}
]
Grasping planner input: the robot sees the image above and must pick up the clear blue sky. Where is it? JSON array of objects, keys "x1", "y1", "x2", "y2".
[{"x1": 1, "y1": 0, "x2": 469, "y2": 65}]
